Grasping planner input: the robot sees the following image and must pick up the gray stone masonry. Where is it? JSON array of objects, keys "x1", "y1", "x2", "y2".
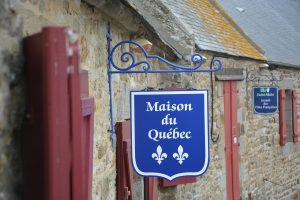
[{"x1": 1, "y1": 0, "x2": 300, "y2": 199}]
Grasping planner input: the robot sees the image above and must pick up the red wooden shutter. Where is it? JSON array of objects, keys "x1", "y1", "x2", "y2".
[
  {"x1": 116, "y1": 120, "x2": 158, "y2": 200},
  {"x1": 69, "y1": 38, "x2": 95, "y2": 200},
  {"x1": 24, "y1": 27, "x2": 95, "y2": 200},
  {"x1": 24, "y1": 27, "x2": 71, "y2": 200},
  {"x1": 292, "y1": 90, "x2": 298, "y2": 143},
  {"x1": 68, "y1": 32, "x2": 95, "y2": 200},
  {"x1": 79, "y1": 70, "x2": 95, "y2": 200},
  {"x1": 116, "y1": 121, "x2": 133, "y2": 200},
  {"x1": 68, "y1": 37, "x2": 86, "y2": 200},
  {"x1": 279, "y1": 89, "x2": 287, "y2": 145}
]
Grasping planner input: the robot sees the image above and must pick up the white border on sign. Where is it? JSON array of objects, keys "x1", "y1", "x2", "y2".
[
  {"x1": 130, "y1": 90, "x2": 209, "y2": 181},
  {"x1": 252, "y1": 86, "x2": 279, "y2": 115}
]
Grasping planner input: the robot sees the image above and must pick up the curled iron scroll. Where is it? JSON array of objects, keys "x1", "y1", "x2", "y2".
[{"x1": 108, "y1": 40, "x2": 222, "y2": 73}]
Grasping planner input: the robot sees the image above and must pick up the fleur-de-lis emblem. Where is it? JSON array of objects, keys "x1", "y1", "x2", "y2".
[
  {"x1": 173, "y1": 145, "x2": 189, "y2": 165},
  {"x1": 152, "y1": 145, "x2": 167, "y2": 165}
]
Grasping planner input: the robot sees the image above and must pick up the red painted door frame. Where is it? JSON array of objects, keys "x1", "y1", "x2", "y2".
[{"x1": 224, "y1": 81, "x2": 241, "y2": 200}]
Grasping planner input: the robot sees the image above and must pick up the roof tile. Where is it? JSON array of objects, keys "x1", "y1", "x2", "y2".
[
  {"x1": 217, "y1": 0, "x2": 300, "y2": 67},
  {"x1": 162, "y1": 0, "x2": 265, "y2": 60}
]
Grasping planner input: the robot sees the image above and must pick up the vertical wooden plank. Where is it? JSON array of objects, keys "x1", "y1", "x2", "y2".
[
  {"x1": 123, "y1": 141, "x2": 133, "y2": 200},
  {"x1": 81, "y1": 101, "x2": 94, "y2": 200},
  {"x1": 145, "y1": 178, "x2": 158, "y2": 200},
  {"x1": 68, "y1": 37, "x2": 85, "y2": 200},
  {"x1": 44, "y1": 27, "x2": 71, "y2": 200},
  {"x1": 24, "y1": 32, "x2": 46, "y2": 200},
  {"x1": 230, "y1": 81, "x2": 241, "y2": 200},
  {"x1": 292, "y1": 90, "x2": 298, "y2": 143},
  {"x1": 24, "y1": 27, "x2": 72, "y2": 200},
  {"x1": 223, "y1": 81, "x2": 233, "y2": 200},
  {"x1": 279, "y1": 89, "x2": 287, "y2": 145},
  {"x1": 87, "y1": 113, "x2": 94, "y2": 200},
  {"x1": 116, "y1": 121, "x2": 133, "y2": 200},
  {"x1": 81, "y1": 110, "x2": 94, "y2": 200},
  {"x1": 43, "y1": 27, "x2": 71, "y2": 200},
  {"x1": 80, "y1": 70, "x2": 95, "y2": 200},
  {"x1": 224, "y1": 81, "x2": 241, "y2": 199},
  {"x1": 25, "y1": 28, "x2": 96, "y2": 200},
  {"x1": 116, "y1": 122, "x2": 125, "y2": 200}
]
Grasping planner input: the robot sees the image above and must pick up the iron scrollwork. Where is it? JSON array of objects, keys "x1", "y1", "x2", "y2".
[
  {"x1": 106, "y1": 22, "x2": 223, "y2": 145},
  {"x1": 108, "y1": 40, "x2": 222, "y2": 73}
]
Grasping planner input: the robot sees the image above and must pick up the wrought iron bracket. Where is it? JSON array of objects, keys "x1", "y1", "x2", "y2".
[{"x1": 106, "y1": 23, "x2": 222, "y2": 145}]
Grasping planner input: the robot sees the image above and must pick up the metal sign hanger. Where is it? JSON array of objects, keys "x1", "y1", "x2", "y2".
[{"x1": 106, "y1": 23, "x2": 222, "y2": 145}]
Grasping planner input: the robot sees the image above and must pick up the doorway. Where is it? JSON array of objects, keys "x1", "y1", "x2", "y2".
[{"x1": 224, "y1": 81, "x2": 241, "y2": 200}]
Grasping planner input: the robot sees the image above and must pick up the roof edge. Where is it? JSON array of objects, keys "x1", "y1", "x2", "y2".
[
  {"x1": 195, "y1": 50, "x2": 266, "y2": 67},
  {"x1": 122, "y1": 0, "x2": 196, "y2": 60},
  {"x1": 268, "y1": 61, "x2": 300, "y2": 69},
  {"x1": 195, "y1": 44, "x2": 265, "y2": 62}
]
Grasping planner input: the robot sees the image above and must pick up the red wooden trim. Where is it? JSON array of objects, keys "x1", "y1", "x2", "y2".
[
  {"x1": 230, "y1": 82, "x2": 241, "y2": 200},
  {"x1": 224, "y1": 81, "x2": 233, "y2": 200},
  {"x1": 145, "y1": 178, "x2": 158, "y2": 199},
  {"x1": 224, "y1": 81, "x2": 241, "y2": 200},
  {"x1": 24, "y1": 30, "x2": 45, "y2": 200},
  {"x1": 69, "y1": 38, "x2": 85, "y2": 200},
  {"x1": 88, "y1": 113, "x2": 94, "y2": 200},
  {"x1": 24, "y1": 28, "x2": 95, "y2": 200},
  {"x1": 82, "y1": 97, "x2": 95, "y2": 117},
  {"x1": 44, "y1": 27, "x2": 72, "y2": 200},
  {"x1": 24, "y1": 27, "x2": 72, "y2": 200},
  {"x1": 80, "y1": 70, "x2": 94, "y2": 200},
  {"x1": 123, "y1": 141, "x2": 133, "y2": 200},
  {"x1": 83, "y1": 113, "x2": 94, "y2": 200},
  {"x1": 160, "y1": 177, "x2": 196, "y2": 187},
  {"x1": 292, "y1": 90, "x2": 298, "y2": 143},
  {"x1": 116, "y1": 121, "x2": 133, "y2": 200},
  {"x1": 279, "y1": 89, "x2": 287, "y2": 145},
  {"x1": 116, "y1": 122, "x2": 125, "y2": 200}
]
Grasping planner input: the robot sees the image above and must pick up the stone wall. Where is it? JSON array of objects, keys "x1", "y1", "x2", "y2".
[
  {"x1": 157, "y1": 53, "x2": 300, "y2": 200},
  {"x1": 1, "y1": 0, "x2": 300, "y2": 200},
  {"x1": 0, "y1": 0, "x2": 133, "y2": 199},
  {"x1": 0, "y1": 0, "x2": 176, "y2": 199},
  {"x1": 240, "y1": 65, "x2": 300, "y2": 199},
  {"x1": 0, "y1": 1, "x2": 25, "y2": 199}
]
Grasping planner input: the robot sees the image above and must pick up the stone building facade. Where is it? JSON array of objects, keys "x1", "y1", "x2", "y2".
[
  {"x1": 0, "y1": 0, "x2": 300, "y2": 200},
  {"x1": 158, "y1": 53, "x2": 300, "y2": 200}
]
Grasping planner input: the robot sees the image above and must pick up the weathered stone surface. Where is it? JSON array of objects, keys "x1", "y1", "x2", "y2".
[
  {"x1": 1, "y1": 0, "x2": 300, "y2": 199},
  {"x1": 157, "y1": 53, "x2": 300, "y2": 199},
  {"x1": 0, "y1": 1, "x2": 24, "y2": 199},
  {"x1": 124, "y1": 0, "x2": 195, "y2": 60},
  {"x1": 84, "y1": 0, "x2": 141, "y2": 32}
]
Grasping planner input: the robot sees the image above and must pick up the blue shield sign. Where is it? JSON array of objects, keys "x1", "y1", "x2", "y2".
[
  {"x1": 130, "y1": 90, "x2": 209, "y2": 181},
  {"x1": 253, "y1": 87, "x2": 278, "y2": 114}
]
